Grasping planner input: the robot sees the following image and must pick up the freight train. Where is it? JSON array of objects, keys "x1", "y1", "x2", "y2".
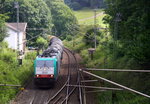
[{"x1": 34, "y1": 36, "x2": 63, "y2": 87}]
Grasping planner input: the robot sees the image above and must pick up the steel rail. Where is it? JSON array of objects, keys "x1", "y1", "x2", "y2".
[
  {"x1": 52, "y1": 96, "x2": 62, "y2": 104},
  {"x1": 46, "y1": 80, "x2": 68, "y2": 103},
  {"x1": 29, "y1": 87, "x2": 41, "y2": 104},
  {"x1": 86, "y1": 68, "x2": 150, "y2": 73},
  {"x1": 60, "y1": 85, "x2": 78, "y2": 104},
  {"x1": 60, "y1": 73, "x2": 80, "y2": 104},
  {"x1": 65, "y1": 48, "x2": 71, "y2": 104},
  {"x1": 80, "y1": 69, "x2": 150, "y2": 98},
  {"x1": 0, "y1": 84, "x2": 21, "y2": 87},
  {"x1": 65, "y1": 48, "x2": 83, "y2": 104},
  {"x1": 46, "y1": 48, "x2": 82, "y2": 104},
  {"x1": 80, "y1": 72, "x2": 87, "y2": 104},
  {"x1": 46, "y1": 48, "x2": 72, "y2": 104},
  {"x1": 66, "y1": 85, "x2": 123, "y2": 91},
  {"x1": 85, "y1": 90, "x2": 107, "y2": 93},
  {"x1": 68, "y1": 49, "x2": 83, "y2": 104},
  {"x1": 29, "y1": 96, "x2": 35, "y2": 104},
  {"x1": 78, "y1": 71, "x2": 83, "y2": 104},
  {"x1": 81, "y1": 80, "x2": 98, "y2": 83}
]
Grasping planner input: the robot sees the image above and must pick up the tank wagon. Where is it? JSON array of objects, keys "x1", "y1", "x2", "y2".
[{"x1": 34, "y1": 37, "x2": 63, "y2": 87}]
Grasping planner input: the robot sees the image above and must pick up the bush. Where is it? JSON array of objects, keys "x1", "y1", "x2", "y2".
[
  {"x1": 0, "y1": 41, "x2": 8, "y2": 49},
  {"x1": 0, "y1": 48, "x2": 34, "y2": 103},
  {"x1": 0, "y1": 49, "x2": 17, "y2": 63},
  {"x1": 25, "y1": 51, "x2": 37, "y2": 60}
]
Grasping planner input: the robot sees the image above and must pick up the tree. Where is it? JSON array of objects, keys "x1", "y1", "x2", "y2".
[
  {"x1": 0, "y1": 14, "x2": 8, "y2": 42},
  {"x1": 83, "y1": 26, "x2": 101, "y2": 47},
  {"x1": 71, "y1": 2, "x2": 82, "y2": 10},
  {"x1": 104, "y1": 0, "x2": 150, "y2": 66},
  {"x1": 36, "y1": 36, "x2": 48, "y2": 50},
  {"x1": 1, "y1": 0, "x2": 52, "y2": 45},
  {"x1": 45, "y1": 0, "x2": 78, "y2": 38}
]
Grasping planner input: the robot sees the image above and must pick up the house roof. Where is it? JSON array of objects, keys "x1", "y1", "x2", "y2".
[{"x1": 6, "y1": 23, "x2": 27, "y2": 32}]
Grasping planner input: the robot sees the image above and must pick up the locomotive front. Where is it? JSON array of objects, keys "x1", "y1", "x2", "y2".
[
  {"x1": 33, "y1": 36, "x2": 63, "y2": 87},
  {"x1": 34, "y1": 57, "x2": 57, "y2": 87}
]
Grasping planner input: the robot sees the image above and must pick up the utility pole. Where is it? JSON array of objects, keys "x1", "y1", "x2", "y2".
[
  {"x1": 14, "y1": 1, "x2": 19, "y2": 55},
  {"x1": 94, "y1": 9, "x2": 97, "y2": 49},
  {"x1": 14, "y1": 1, "x2": 22, "y2": 65},
  {"x1": 111, "y1": 12, "x2": 121, "y2": 104},
  {"x1": 113, "y1": 13, "x2": 121, "y2": 61}
]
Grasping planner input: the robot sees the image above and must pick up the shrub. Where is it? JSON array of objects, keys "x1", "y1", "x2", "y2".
[
  {"x1": 0, "y1": 49, "x2": 17, "y2": 63},
  {"x1": 25, "y1": 51, "x2": 37, "y2": 60},
  {"x1": 0, "y1": 48, "x2": 34, "y2": 103}
]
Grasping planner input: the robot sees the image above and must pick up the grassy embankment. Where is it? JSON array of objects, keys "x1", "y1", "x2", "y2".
[
  {"x1": 0, "y1": 42, "x2": 36, "y2": 104},
  {"x1": 64, "y1": 8, "x2": 150, "y2": 104}
]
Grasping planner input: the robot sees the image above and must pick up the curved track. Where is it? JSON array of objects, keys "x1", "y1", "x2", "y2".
[{"x1": 11, "y1": 48, "x2": 82, "y2": 104}]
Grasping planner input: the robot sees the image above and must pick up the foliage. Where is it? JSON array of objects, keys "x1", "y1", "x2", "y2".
[
  {"x1": 0, "y1": 14, "x2": 8, "y2": 42},
  {"x1": 63, "y1": 0, "x2": 150, "y2": 103},
  {"x1": 70, "y1": 2, "x2": 82, "y2": 10},
  {"x1": 36, "y1": 36, "x2": 48, "y2": 50},
  {"x1": 64, "y1": 23, "x2": 149, "y2": 103},
  {"x1": 0, "y1": 41, "x2": 8, "y2": 49},
  {"x1": 25, "y1": 51, "x2": 37, "y2": 60},
  {"x1": 83, "y1": 25, "x2": 102, "y2": 47},
  {"x1": 104, "y1": 0, "x2": 150, "y2": 67},
  {"x1": 45, "y1": 0, "x2": 78, "y2": 38},
  {"x1": 1, "y1": 0, "x2": 52, "y2": 45},
  {"x1": 0, "y1": 45, "x2": 35, "y2": 103}
]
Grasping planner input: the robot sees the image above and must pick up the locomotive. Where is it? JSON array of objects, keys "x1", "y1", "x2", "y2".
[{"x1": 34, "y1": 36, "x2": 63, "y2": 87}]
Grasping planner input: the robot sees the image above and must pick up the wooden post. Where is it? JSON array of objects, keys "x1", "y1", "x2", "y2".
[{"x1": 88, "y1": 48, "x2": 95, "y2": 60}]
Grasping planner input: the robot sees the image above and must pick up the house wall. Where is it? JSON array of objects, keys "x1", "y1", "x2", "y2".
[
  {"x1": 19, "y1": 32, "x2": 23, "y2": 52},
  {"x1": 5, "y1": 29, "x2": 17, "y2": 50},
  {"x1": 5, "y1": 28, "x2": 25, "y2": 52}
]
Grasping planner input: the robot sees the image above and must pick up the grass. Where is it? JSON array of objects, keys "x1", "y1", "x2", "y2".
[{"x1": 73, "y1": 7, "x2": 106, "y2": 27}]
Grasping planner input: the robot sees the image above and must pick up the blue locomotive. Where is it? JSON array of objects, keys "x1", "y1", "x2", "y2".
[{"x1": 34, "y1": 37, "x2": 63, "y2": 87}]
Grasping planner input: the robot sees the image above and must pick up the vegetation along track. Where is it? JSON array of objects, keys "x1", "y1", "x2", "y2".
[{"x1": 11, "y1": 48, "x2": 82, "y2": 104}]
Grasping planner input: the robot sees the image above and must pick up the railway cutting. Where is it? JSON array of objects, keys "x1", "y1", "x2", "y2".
[{"x1": 11, "y1": 48, "x2": 82, "y2": 104}]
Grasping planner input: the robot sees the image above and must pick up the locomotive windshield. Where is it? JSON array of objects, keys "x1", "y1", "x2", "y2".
[
  {"x1": 36, "y1": 60, "x2": 54, "y2": 67},
  {"x1": 35, "y1": 60, "x2": 55, "y2": 75}
]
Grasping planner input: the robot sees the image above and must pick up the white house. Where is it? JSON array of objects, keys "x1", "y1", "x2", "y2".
[{"x1": 5, "y1": 23, "x2": 27, "y2": 53}]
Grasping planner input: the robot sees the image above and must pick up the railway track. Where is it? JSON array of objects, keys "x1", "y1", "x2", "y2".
[
  {"x1": 45, "y1": 48, "x2": 82, "y2": 104},
  {"x1": 11, "y1": 48, "x2": 83, "y2": 104}
]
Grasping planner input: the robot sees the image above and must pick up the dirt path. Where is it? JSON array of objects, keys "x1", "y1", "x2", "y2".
[{"x1": 79, "y1": 12, "x2": 104, "y2": 22}]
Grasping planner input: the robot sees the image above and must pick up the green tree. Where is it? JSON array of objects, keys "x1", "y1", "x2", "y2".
[
  {"x1": 1, "y1": 0, "x2": 52, "y2": 45},
  {"x1": 70, "y1": 2, "x2": 82, "y2": 10},
  {"x1": 104, "y1": 0, "x2": 150, "y2": 66},
  {"x1": 0, "y1": 14, "x2": 8, "y2": 42},
  {"x1": 83, "y1": 26, "x2": 102, "y2": 47},
  {"x1": 45, "y1": 0, "x2": 78, "y2": 38},
  {"x1": 36, "y1": 36, "x2": 48, "y2": 50}
]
